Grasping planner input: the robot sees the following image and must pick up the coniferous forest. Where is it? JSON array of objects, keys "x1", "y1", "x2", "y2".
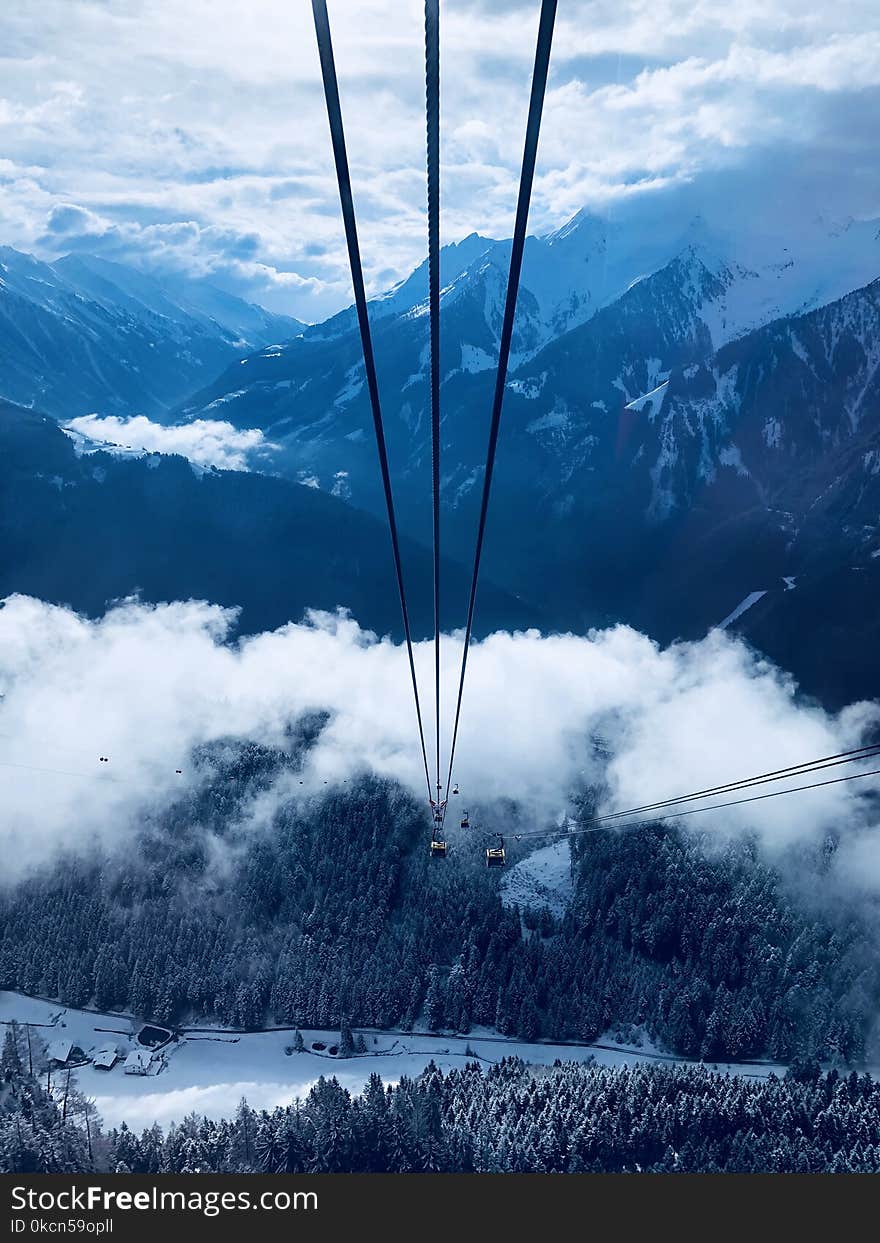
[
  {"x1": 2, "y1": 1027, "x2": 879, "y2": 1174},
  {"x1": 1, "y1": 742, "x2": 878, "y2": 1067}
]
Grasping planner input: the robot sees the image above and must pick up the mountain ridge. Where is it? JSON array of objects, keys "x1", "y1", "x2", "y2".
[{"x1": 0, "y1": 245, "x2": 304, "y2": 420}]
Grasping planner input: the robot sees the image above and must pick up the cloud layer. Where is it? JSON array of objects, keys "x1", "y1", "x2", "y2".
[
  {"x1": 1, "y1": 594, "x2": 877, "y2": 885},
  {"x1": 65, "y1": 415, "x2": 275, "y2": 471},
  {"x1": 1, "y1": 1, "x2": 878, "y2": 318}
]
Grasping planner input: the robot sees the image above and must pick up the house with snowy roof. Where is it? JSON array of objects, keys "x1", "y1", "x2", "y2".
[
  {"x1": 45, "y1": 1039, "x2": 86, "y2": 1067},
  {"x1": 92, "y1": 1046, "x2": 120, "y2": 1071},
  {"x1": 123, "y1": 1048, "x2": 154, "y2": 1075}
]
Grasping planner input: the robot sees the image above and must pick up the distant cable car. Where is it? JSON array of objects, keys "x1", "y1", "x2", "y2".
[
  {"x1": 452, "y1": 784, "x2": 459, "y2": 795},
  {"x1": 486, "y1": 835, "x2": 506, "y2": 868},
  {"x1": 430, "y1": 837, "x2": 448, "y2": 859},
  {"x1": 460, "y1": 809, "x2": 470, "y2": 829}
]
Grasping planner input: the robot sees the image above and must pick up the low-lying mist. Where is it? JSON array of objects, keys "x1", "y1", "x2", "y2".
[
  {"x1": 64, "y1": 414, "x2": 275, "y2": 470},
  {"x1": 1, "y1": 592, "x2": 878, "y2": 886}
]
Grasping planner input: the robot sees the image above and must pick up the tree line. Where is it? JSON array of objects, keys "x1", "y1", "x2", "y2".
[{"x1": 2, "y1": 1025, "x2": 878, "y2": 1173}]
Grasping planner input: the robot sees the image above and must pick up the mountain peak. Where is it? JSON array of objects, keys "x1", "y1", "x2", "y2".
[{"x1": 544, "y1": 207, "x2": 607, "y2": 246}]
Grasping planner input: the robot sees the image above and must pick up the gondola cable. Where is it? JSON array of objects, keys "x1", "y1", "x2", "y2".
[
  {"x1": 425, "y1": 0, "x2": 443, "y2": 810},
  {"x1": 443, "y1": 0, "x2": 557, "y2": 802},
  {"x1": 513, "y1": 763, "x2": 880, "y2": 844},
  {"x1": 312, "y1": 0, "x2": 432, "y2": 801},
  {"x1": 571, "y1": 742, "x2": 880, "y2": 828},
  {"x1": 0, "y1": 756, "x2": 349, "y2": 787}
]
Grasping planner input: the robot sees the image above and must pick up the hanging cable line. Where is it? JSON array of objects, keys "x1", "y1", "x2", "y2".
[
  {"x1": 572, "y1": 742, "x2": 880, "y2": 828},
  {"x1": 0, "y1": 759, "x2": 125, "y2": 782},
  {"x1": 0, "y1": 755, "x2": 352, "y2": 789},
  {"x1": 513, "y1": 763, "x2": 880, "y2": 844},
  {"x1": 425, "y1": 0, "x2": 442, "y2": 807},
  {"x1": 1, "y1": 745, "x2": 875, "y2": 828},
  {"x1": 312, "y1": 0, "x2": 432, "y2": 799},
  {"x1": 443, "y1": 0, "x2": 557, "y2": 801}
]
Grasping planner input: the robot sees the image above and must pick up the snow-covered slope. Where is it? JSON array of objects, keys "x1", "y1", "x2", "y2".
[
  {"x1": 54, "y1": 253, "x2": 304, "y2": 349},
  {"x1": 501, "y1": 840, "x2": 573, "y2": 918},
  {"x1": 0, "y1": 246, "x2": 303, "y2": 419},
  {"x1": 177, "y1": 207, "x2": 880, "y2": 518}
]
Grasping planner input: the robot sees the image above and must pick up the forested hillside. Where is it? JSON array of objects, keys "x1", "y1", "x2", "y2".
[
  {"x1": 2, "y1": 1039, "x2": 879, "y2": 1174},
  {"x1": 0, "y1": 400, "x2": 534, "y2": 637},
  {"x1": 1, "y1": 744, "x2": 877, "y2": 1064}
]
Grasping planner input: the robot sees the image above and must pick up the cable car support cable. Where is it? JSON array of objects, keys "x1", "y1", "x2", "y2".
[
  {"x1": 426, "y1": 0, "x2": 443, "y2": 808},
  {"x1": 443, "y1": 0, "x2": 557, "y2": 802},
  {"x1": 512, "y1": 762, "x2": 880, "y2": 844},
  {"x1": 312, "y1": 0, "x2": 432, "y2": 800},
  {"x1": 569, "y1": 742, "x2": 880, "y2": 829}
]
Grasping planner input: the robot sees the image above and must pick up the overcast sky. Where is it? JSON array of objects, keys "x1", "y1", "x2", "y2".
[{"x1": 1, "y1": 0, "x2": 878, "y2": 320}]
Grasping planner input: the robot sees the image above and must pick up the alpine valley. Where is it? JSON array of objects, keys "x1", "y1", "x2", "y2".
[
  {"x1": 3, "y1": 201, "x2": 880, "y2": 1176},
  {"x1": 3, "y1": 209, "x2": 880, "y2": 693}
]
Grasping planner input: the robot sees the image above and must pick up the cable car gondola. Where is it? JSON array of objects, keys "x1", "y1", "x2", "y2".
[
  {"x1": 452, "y1": 784, "x2": 459, "y2": 795},
  {"x1": 430, "y1": 837, "x2": 448, "y2": 859},
  {"x1": 460, "y1": 809, "x2": 470, "y2": 829},
  {"x1": 485, "y1": 835, "x2": 506, "y2": 868}
]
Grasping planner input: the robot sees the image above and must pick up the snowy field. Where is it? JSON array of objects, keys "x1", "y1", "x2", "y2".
[
  {"x1": 501, "y1": 839, "x2": 573, "y2": 917},
  {"x1": 0, "y1": 991, "x2": 788, "y2": 1131}
]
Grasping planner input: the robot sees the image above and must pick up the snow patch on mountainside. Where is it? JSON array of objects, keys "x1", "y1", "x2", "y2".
[
  {"x1": 718, "y1": 444, "x2": 750, "y2": 476},
  {"x1": 460, "y1": 343, "x2": 495, "y2": 373},
  {"x1": 527, "y1": 405, "x2": 571, "y2": 436},
  {"x1": 763, "y1": 417, "x2": 783, "y2": 448},
  {"x1": 501, "y1": 840, "x2": 573, "y2": 918},
  {"x1": 203, "y1": 388, "x2": 248, "y2": 411},
  {"x1": 626, "y1": 381, "x2": 669, "y2": 413},
  {"x1": 334, "y1": 364, "x2": 364, "y2": 408},
  {"x1": 717, "y1": 591, "x2": 768, "y2": 630},
  {"x1": 509, "y1": 374, "x2": 545, "y2": 399}
]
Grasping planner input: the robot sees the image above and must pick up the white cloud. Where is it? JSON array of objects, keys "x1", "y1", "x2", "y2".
[
  {"x1": 0, "y1": 1, "x2": 878, "y2": 318},
  {"x1": 64, "y1": 415, "x2": 276, "y2": 471},
  {"x1": 0, "y1": 595, "x2": 877, "y2": 885}
]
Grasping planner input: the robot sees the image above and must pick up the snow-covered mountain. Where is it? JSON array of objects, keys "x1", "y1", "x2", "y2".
[
  {"x1": 339, "y1": 207, "x2": 880, "y2": 361},
  {"x1": 0, "y1": 247, "x2": 304, "y2": 420},
  {"x1": 177, "y1": 208, "x2": 880, "y2": 500},
  {"x1": 641, "y1": 277, "x2": 880, "y2": 534},
  {"x1": 172, "y1": 207, "x2": 880, "y2": 702},
  {"x1": 54, "y1": 253, "x2": 304, "y2": 350},
  {"x1": 3, "y1": 202, "x2": 877, "y2": 699},
  {"x1": 174, "y1": 208, "x2": 879, "y2": 531}
]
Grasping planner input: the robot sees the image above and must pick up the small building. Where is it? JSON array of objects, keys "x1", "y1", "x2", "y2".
[
  {"x1": 46, "y1": 1040, "x2": 86, "y2": 1067},
  {"x1": 46, "y1": 1039, "x2": 73, "y2": 1066},
  {"x1": 123, "y1": 1048, "x2": 154, "y2": 1076},
  {"x1": 92, "y1": 1046, "x2": 120, "y2": 1071}
]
